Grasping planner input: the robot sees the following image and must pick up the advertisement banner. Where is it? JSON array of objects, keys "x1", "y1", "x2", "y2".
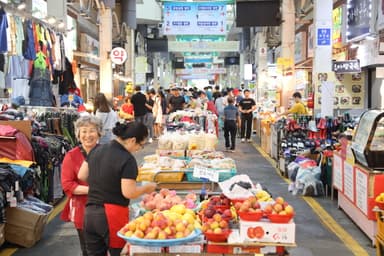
[
  {"x1": 307, "y1": 24, "x2": 314, "y2": 58},
  {"x1": 333, "y1": 6, "x2": 343, "y2": 46},
  {"x1": 163, "y1": 2, "x2": 226, "y2": 35},
  {"x1": 346, "y1": 0, "x2": 372, "y2": 41},
  {"x1": 315, "y1": 72, "x2": 365, "y2": 109}
]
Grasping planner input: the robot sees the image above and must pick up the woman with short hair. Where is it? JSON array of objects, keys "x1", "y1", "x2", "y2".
[{"x1": 61, "y1": 115, "x2": 102, "y2": 256}]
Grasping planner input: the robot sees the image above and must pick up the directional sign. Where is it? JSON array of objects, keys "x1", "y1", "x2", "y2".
[
  {"x1": 163, "y1": 2, "x2": 226, "y2": 35},
  {"x1": 317, "y1": 28, "x2": 331, "y2": 46}
]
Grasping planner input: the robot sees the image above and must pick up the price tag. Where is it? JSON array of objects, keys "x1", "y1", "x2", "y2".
[
  {"x1": 193, "y1": 165, "x2": 219, "y2": 182},
  {"x1": 110, "y1": 47, "x2": 128, "y2": 65}
]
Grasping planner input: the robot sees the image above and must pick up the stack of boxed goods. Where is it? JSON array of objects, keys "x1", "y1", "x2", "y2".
[{"x1": 137, "y1": 131, "x2": 236, "y2": 184}]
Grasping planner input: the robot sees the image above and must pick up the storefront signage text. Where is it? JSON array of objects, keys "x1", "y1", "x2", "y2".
[{"x1": 332, "y1": 60, "x2": 361, "y2": 73}]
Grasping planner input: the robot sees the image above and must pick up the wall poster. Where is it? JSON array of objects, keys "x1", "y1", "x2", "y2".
[{"x1": 315, "y1": 72, "x2": 364, "y2": 109}]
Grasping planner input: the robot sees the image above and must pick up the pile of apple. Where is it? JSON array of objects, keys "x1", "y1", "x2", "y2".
[
  {"x1": 200, "y1": 194, "x2": 233, "y2": 221},
  {"x1": 140, "y1": 188, "x2": 197, "y2": 211},
  {"x1": 201, "y1": 213, "x2": 230, "y2": 235},
  {"x1": 119, "y1": 204, "x2": 201, "y2": 240},
  {"x1": 264, "y1": 197, "x2": 295, "y2": 216}
]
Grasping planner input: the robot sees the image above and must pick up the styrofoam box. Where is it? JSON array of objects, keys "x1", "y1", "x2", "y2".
[
  {"x1": 168, "y1": 235, "x2": 204, "y2": 253},
  {"x1": 239, "y1": 220, "x2": 295, "y2": 244},
  {"x1": 168, "y1": 244, "x2": 202, "y2": 253},
  {"x1": 129, "y1": 245, "x2": 162, "y2": 256}
]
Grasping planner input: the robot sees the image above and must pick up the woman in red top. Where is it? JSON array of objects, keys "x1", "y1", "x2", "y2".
[
  {"x1": 61, "y1": 115, "x2": 102, "y2": 256},
  {"x1": 119, "y1": 95, "x2": 134, "y2": 122}
]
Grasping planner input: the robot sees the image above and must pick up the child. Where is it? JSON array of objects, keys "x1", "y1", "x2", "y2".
[{"x1": 223, "y1": 97, "x2": 239, "y2": 152}]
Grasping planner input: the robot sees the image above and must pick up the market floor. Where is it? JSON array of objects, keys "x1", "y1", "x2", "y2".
[{"x1": 0, "y1": 134, "x2": 377, "y2": 256}]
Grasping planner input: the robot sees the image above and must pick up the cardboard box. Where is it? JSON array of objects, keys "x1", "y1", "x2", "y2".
[
  {"x1": 5, "y1": 206, "x2": 51, "y2": 248},
  {"x1": 240, "y1": 220, "x2": 295, "y2": 244}
]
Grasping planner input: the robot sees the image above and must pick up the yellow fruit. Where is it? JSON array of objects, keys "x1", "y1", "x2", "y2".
[
  {"x1": 124, "y1": 230, "x2": 133, "y2": 237},
  {"x1": 185, "y1": 209, "x2": 196, "y2": 217},
  {"x1": 182, "y1": 213, "x2": 196, "y2": 225},
  {"x1": 170, "y1": 204, "x2": 186, "y2": 215}
]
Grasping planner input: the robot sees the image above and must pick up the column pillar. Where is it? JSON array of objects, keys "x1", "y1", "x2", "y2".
[
  {"x1": 281, "y1": 0, "x2": 296, "y2": 108},
  {"x1": 99, "y1": 8, "x2": 113, "y2": 99},
  {"x1": 313, "y1": 0, "x2": 332, "y2": 73}
]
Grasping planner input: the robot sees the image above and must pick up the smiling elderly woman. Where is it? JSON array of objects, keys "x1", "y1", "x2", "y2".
[{"x1": 60, "y1": 115, "x2": 102, "y2": 256}]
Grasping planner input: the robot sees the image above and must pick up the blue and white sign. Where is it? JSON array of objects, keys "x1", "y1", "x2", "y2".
[
  {"x1": 317, "y1": 28, "x2": 331, "y2": 46},
  {"x1": 163, "y1": 2, "x2": 226, "y2": 35}
]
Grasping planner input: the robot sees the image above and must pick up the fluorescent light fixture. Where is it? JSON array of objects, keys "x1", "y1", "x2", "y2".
[{"x1": 366, "y1": 35, "x2": 376, "y2": 40}]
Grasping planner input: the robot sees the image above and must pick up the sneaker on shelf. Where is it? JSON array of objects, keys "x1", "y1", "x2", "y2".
[
  {"x1": 148, "y1": 138, "x2": 153, "y2": 143},
  {"x1": 241, "y1": 138, "x2": 245, "y2": 143},
  {"x1": 247, "y1": 139, "x2": 252, "y2": 143}
]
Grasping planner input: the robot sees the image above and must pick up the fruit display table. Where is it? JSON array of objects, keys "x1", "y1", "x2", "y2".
[{"x1": 333, "y1": 152, "x2": 384, "y2": 244}]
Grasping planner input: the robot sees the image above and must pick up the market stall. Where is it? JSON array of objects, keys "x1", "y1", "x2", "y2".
[{"x1": 119, "y1": 176, "x2": 296, "y2": 256}]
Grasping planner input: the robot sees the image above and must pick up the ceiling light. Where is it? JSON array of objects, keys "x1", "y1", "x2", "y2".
[
  {"x1": 17, "y1": 3, "x2": 26, "y2": 10},
  {"x1": 57, "y1": 21, "x2": 65, "y2": 29},
  {"x1": 47, "y1": 17, "x2": 56, "y2": 24}
]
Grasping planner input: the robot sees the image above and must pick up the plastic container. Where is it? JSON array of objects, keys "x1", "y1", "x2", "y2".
[
  {"x1": 238, "y1": 211, "x2": 263, "y2": 221},
  {"x1": 267, "y1": 213, "x2": 294, "y2": 223},
  {"x1": 204, "y1": 229, "x2": 231, "y2": 242}
]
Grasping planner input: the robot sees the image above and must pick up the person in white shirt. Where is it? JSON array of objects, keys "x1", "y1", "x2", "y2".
[{"x1": 93, "y1": 93, "x2": 118, "y2": 144}]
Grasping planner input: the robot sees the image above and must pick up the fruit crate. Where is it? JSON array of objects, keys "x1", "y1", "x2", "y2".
[{"x1": 184, "y1": 169, "x2": 237, "y2": 182}]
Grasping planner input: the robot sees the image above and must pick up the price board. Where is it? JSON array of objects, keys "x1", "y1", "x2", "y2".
[
  {"x1": 193, "y1": 165, "x2": 219, "y2": 182},
  {"x1": 110, "y1": 47, "x2": 127, "y2": 65}
]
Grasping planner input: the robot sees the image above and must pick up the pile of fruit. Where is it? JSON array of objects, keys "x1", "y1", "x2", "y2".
[
  {"x1": 200, "y1": 194, "x2": 235, "y2": 221},
  {"x1": 233, "y1": 196, "x2": 295, "y2": 223},
  {"x1": 119, "y1": 204, "x2": 201, "y2": 240},
  {"x1": 199, "y1": 195, "x2": 234, "y2": 242},
  {"x1": 264, "y1": 197, "x2": 294, "y2": 216},
  {"x1": 140, "y1": 189, "x2": 197, "y2": 211}
]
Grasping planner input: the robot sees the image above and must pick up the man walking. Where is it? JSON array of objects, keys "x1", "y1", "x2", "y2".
[
  {"x1": 223, "y1": 97, "x2": 239, "y2": 152},
  {"x1": 131, "y1": 85, "x2": 147, "y2": 124},
  {"x1": 238, "y1": 89, "x2": 256, "y2": 142}
]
